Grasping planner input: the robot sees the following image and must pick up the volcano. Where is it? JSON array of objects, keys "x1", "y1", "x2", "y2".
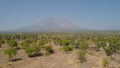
[{"x1": 6, "y1": 17, "x2": 81, "y2": 32}]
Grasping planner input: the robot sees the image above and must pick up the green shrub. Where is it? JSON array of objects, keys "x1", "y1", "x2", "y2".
[
  {"x1": 60, "y1": 46, "x2": 73, "y2": 53},
  {"x1": 80, "y1": 44, "x2": 88, "y2": 50},
  {"x1": 115, "y1": 44, "x2": 120, "y2": 53},
  {"x1": 21, "y1": 42, "x2": 30, "y2": 49},
  {"x1": 102, "y1": 58, "x2": 109, "y2": 67},
  {"x1": 104, "y1": 44, "x2": 115, "y2": 57},
  {"x1": 104, "y1": 48, "x2": 112, "y2": 56},
  {"x1": 25, "y1": 47, "x2": 34, "y2": 57},
  {"x1": 25, "y1": 45, "x2": 41, "y2": 57},
  {"x1": 77, "y1": 50, "x2": 86, "y2": 63},
  {"x1": 7, "y1": 40, "x2": 18, "y2": 48},
  {"x1": 94, "y1": 45, "x2": 101, "y2": 51},
  {"x1": 4, "y1": 48, "x2": 17, "y2": 61},
  {"x1": 43, "y1": 45, "x2": 54, "y2": 56},
  {"x1": 60, "y1": 40, "x2": 70, "y2": 46},
  {"x1": 33, "y1": 45, "x2": 41, "y2": 55},
  {"x1": 71, "y1": 40, "x2": 80, "y2": 48},
  {"x1": 38, "y1": 41, "x2": 46, "y2": 48},
  {"x1": 0, "y1": 40, "x2": 5, "y2": 47},
  {"x1": 25, "y1": 39, "x2": 35, "y2": 44}
]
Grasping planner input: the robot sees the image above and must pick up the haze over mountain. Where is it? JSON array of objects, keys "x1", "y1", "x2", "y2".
[{"x1": 5, "y1": 17, "x2": 82, "y2": 32}]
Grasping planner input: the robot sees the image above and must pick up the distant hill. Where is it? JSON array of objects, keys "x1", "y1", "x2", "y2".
[{"x1": 4, "y1": 17, "x2": 83, "y2": 32}]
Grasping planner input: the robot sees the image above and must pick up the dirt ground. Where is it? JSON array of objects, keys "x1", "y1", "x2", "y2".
[{"x1": 0, "y1": 43, "x2": 120, "y2": 68}]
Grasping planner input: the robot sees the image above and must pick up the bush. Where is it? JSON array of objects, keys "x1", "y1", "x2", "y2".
[
  {"x1": 0, "y1": 40, "x2": 5, "y2": 47},
  {"x1": 21, "y1": 42, "x2": 30, "y2": 49},
  {"x1": 25, "y1": 45, "x2": 41, "y2": 57},
  {"x1": 60, "y1": 46, "x2": 73, "y2": 53},
  {"x1": 94, "y1": 45, "x2": 101, "y2": 51},
  {"x1": 59, "y1": 40, "x2": 70, "y2": 46},
  {"x1": 80, "y1": 44, "x2": 88, "y2": 50},
  {"x1": 71, "y1": 40, "x2": 80, "y2": 48},
  {"x1": 77, "y1": 50, "x2": 86, "y2": 63},
  {"x1": 25, "y1": 47, "x2": 34, "y2": 57},
  {"x1": 38, "y1": 41, "x2": 46, "y2": 48},
  {"x1": 4, "y1": 48, "x2": 17, "y2": 61},
  {"x1": 7, "y1": 40, "x2": 18, "y2": 48},
  {"x1": 102, "y1": 58, "x2": 109, "y2": 67},
  {"x1": 43, "y1": 45, "x2": 54, "y2": 56},
  {"x1": 115, "y1": 44, "x2": 120, "y2": 53},
  {"x1": 25, "y1": 39, "x2": 37, "y2": 44},
  {"x1": 104, "y1": 44, "x2": 115, "y2": 57},
  {"x1": 33, "y1": 45, "x2": 41, "y2": 55},
  {"x1": 104, "y1": 48, "x2": 112, "y2": 56}
]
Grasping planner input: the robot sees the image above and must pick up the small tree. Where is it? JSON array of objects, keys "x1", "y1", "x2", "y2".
[
  {"x1": 77, "y1": 50, "x2": 86, "y2": 63},
  {"x1": 4, "y1": 48, "x2": 17, "y2": 61}
]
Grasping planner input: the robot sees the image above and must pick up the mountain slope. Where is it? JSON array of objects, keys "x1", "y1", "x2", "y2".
[{"x1": 14, "y1": 17, "x2": 80, "y2": 32}]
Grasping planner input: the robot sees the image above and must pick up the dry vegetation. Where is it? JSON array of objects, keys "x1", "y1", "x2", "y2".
[{"x1": 0, "y1": 32, "x2": 120, "y2": 68}]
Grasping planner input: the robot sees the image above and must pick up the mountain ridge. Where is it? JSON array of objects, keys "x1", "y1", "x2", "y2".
[{"x1": 2, "y1": 17, "x2": 82, "y2": 32}]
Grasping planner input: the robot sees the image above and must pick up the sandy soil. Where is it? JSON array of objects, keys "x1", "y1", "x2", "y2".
[{"x1": 0, "y1": 43, "x2": 120, "y2": 68}]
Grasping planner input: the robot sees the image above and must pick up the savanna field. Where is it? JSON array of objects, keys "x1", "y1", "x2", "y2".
[
  {"x1": 0, "y1": 32, "x2": 120, "y2": 68},
  {"x1": 0, "y1": 0, "x2": 120, "y2": 68}
]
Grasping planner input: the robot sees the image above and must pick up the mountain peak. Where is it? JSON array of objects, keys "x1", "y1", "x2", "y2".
[
  {"x1": 37, "y1": 17, "x2": 73, "y2": 29},
  {"x1": 6, "y1": 17, "x2": 81, "y2": 32}
]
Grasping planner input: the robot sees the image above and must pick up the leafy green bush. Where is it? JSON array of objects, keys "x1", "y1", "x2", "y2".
[
  {"x1": 59, "y1": 40, "x2": 70, "y2": 46},
  {"x1": 60, "y1": 46, "x2": 73, "y2": 53},
  {"x1": 114, "y1": 42, "x2": 120, "y2": 53},
  {"x1": 71, "y1": 40, "x2": 80, "y2": 48},
  {"x1": 33, "y1": 45, "x2": 41, "y2": 55},
  {"x1": 25, "y1": 39, "x2": 35, "y2": 44},
  {"x1": 25, "y1": 47, "x2": 34, "y2": 57},
  {"x1": 80, "y1": 44, "x2": 88, "y2": 50},
  {"x1": 104, "y1": 47, "x2": 112, "y2": 56},
  {"x1": 77, "y1": 50, "x2": 86, "y2": 63},
  {"x1": 21, "y1": 42, "x2": 30, "y2": 49},
  {"x1": 43, "y1": 45, "x2": 54, "y2": 56},
  {"x1": 7, "y1": 40, "x2": 18, "y2": 48},
  {"x1": 38, "y1": 40, "x2": 47, "y2": 48},
  {"x1": 116, "y1": 44, "x2": 120, "y2": 53},
  {"x1": 4, "y1": 48, "x2": 17, "y2": 61},
  {"x1": 104, "y1": 44, "x2": 116, "y2": 57},
  {"x1": 25, "y1": 45, "x2": 41, "y2": 57},
  {"x1": 0, "y1": 40, "x2": 5, "y2": 47}
]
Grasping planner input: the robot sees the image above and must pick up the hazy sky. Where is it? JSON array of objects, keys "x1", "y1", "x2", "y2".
[{"x1": 0, "y1": 0, "x2": 120, "y2": 30}]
